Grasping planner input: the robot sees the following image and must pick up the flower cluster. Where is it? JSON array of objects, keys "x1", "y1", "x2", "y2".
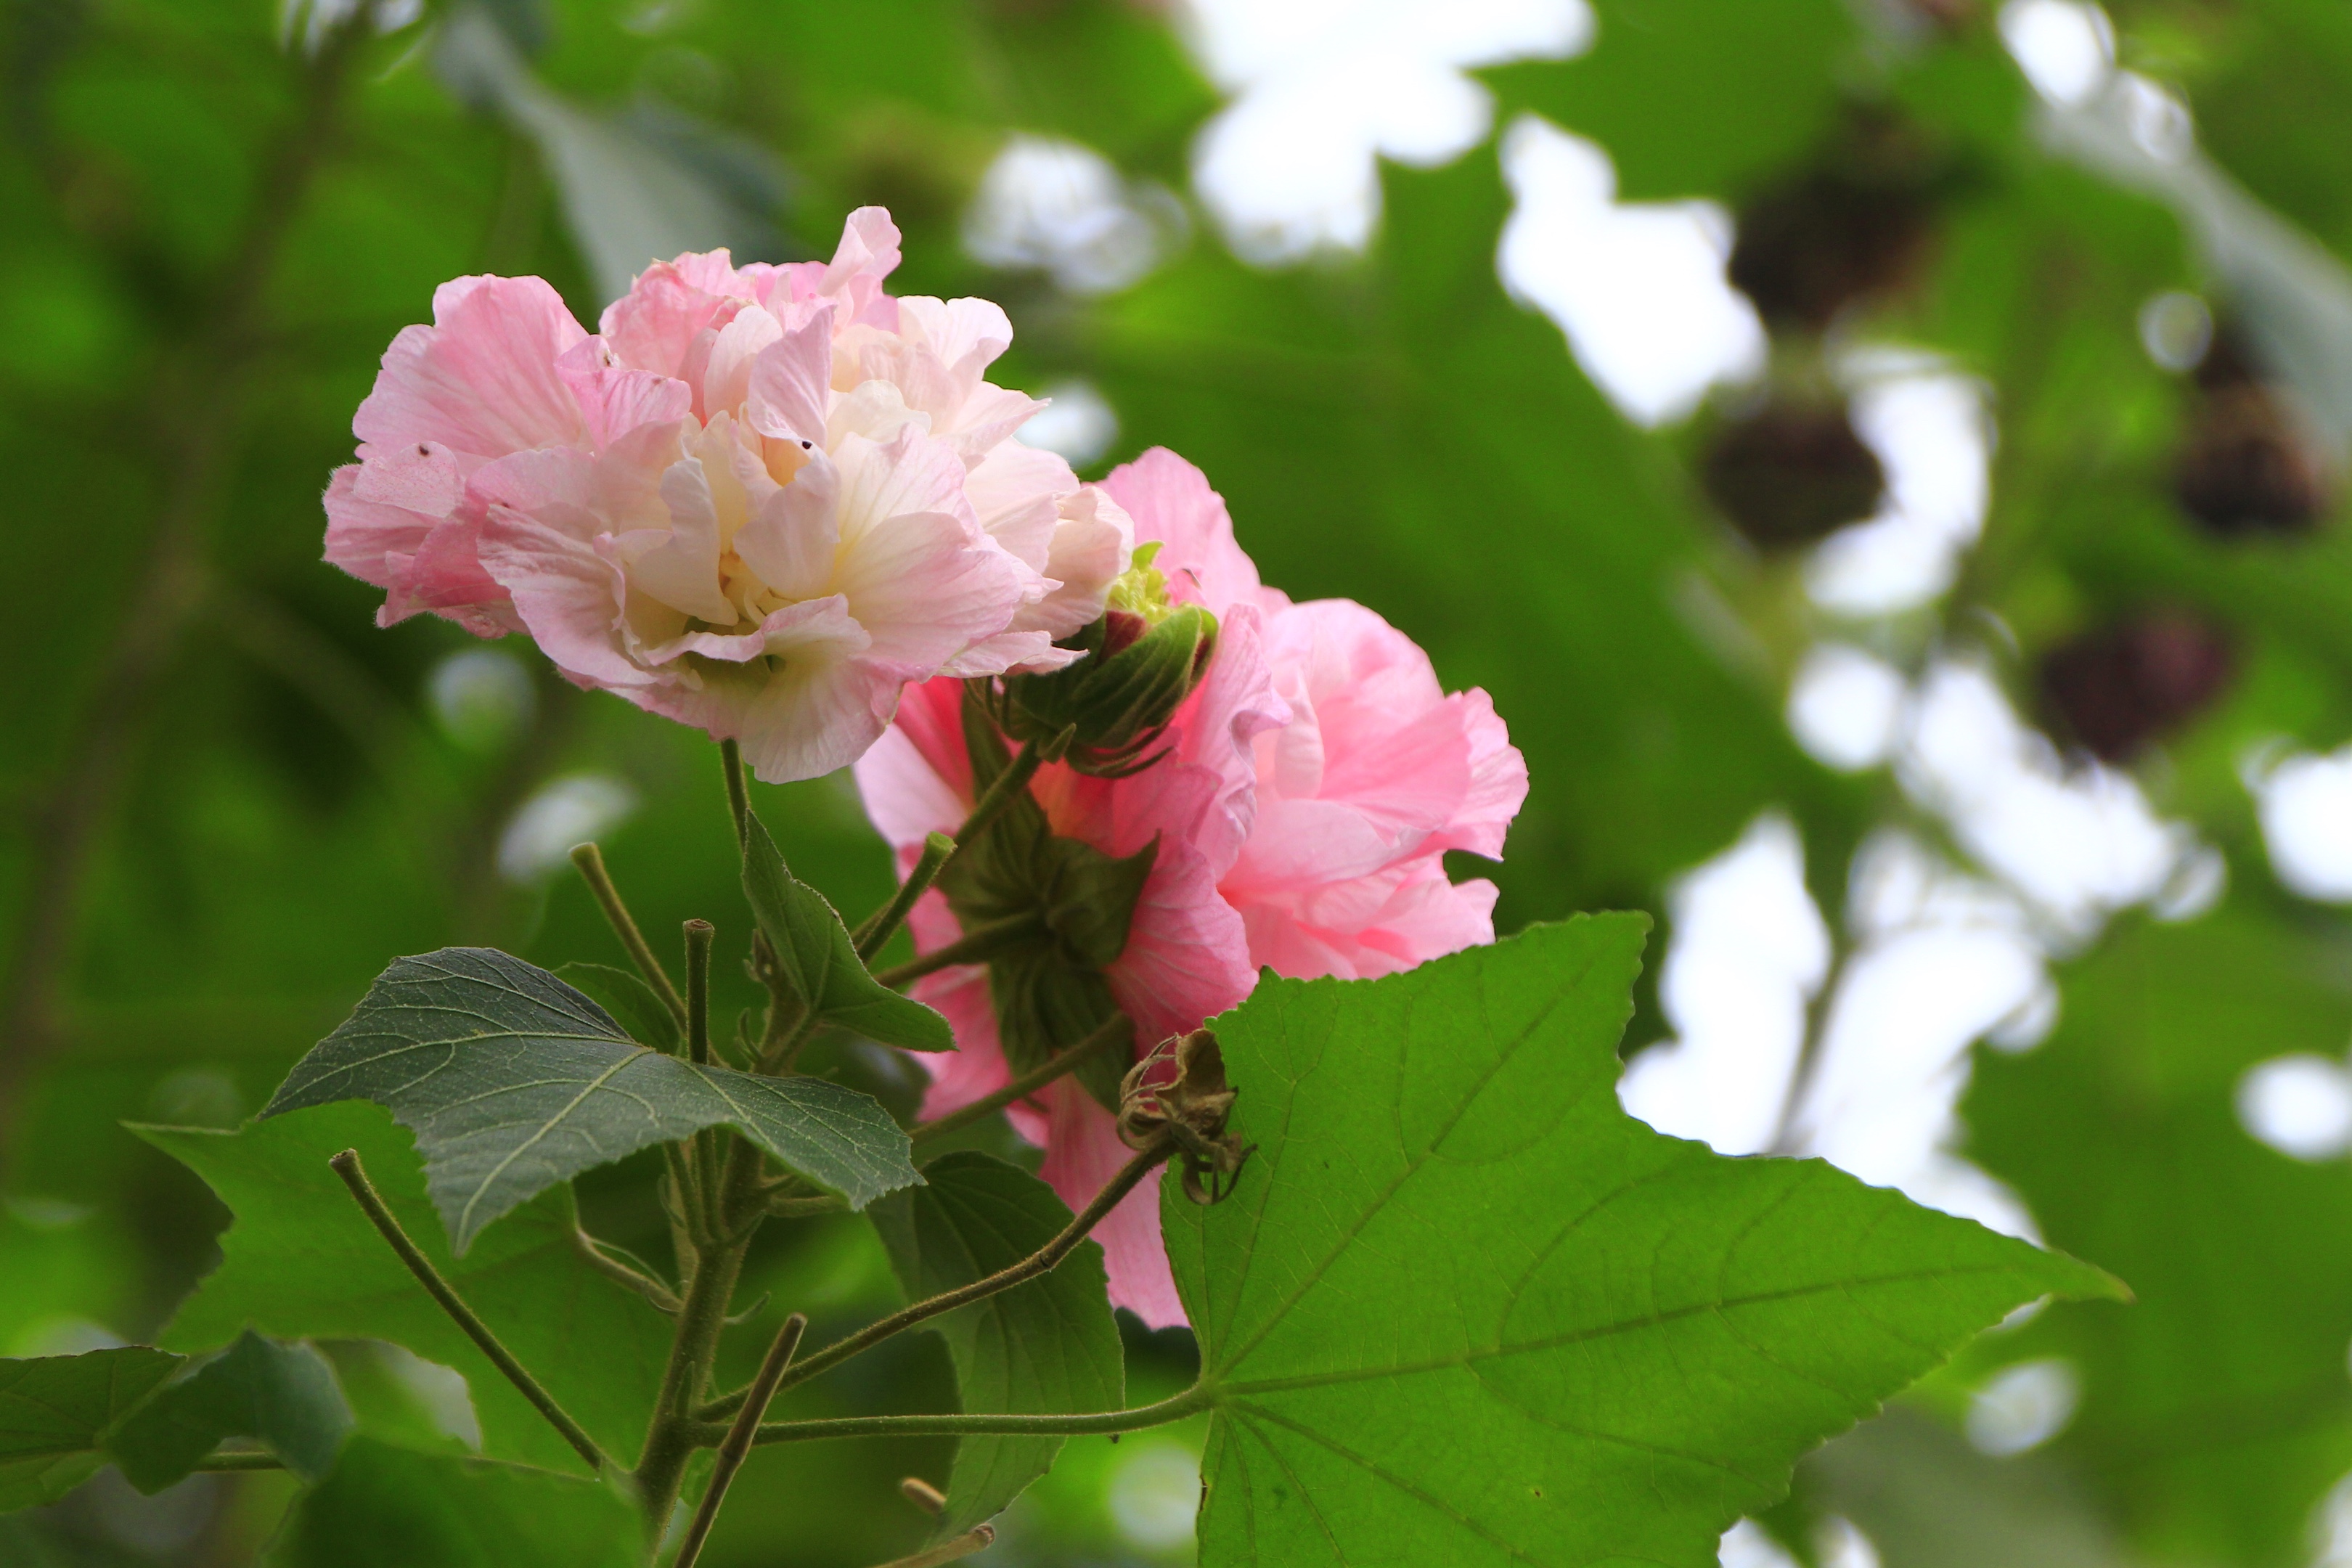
[
  {"x1": 854, "y1": 450, "x2": 1527, "y2": 1323},
  {"x1": 324, "y1": 209, "x2": 1130, "y2": 782}
]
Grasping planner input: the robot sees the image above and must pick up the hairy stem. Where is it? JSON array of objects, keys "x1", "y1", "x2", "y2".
[
  {"x1": 733, "y1": 1384, "x2": 1216, "y2": 1447},
  {"x1": 328, "y1": 1150, "x2": 607, "y2": 1471},
  {"x1": 633, "y1": 1140, "x2": 767, "y2": 1521},
  {"x1": 700, "y1": 1135, "x2": 1172, "y2": 1424},
  {"x1": 872, "y1": 913, "x2": 1042, "y2": 992},
  {"x1": 570, "y1": 844, "x2": 689, "y2": 1028},
  {"x1": 854, "y1": 832, "x2": 955, "y2": 962},
  {"x1": 191, "y1": 1453, "x2": 287, "y2": 1474},
  {"x1": 671, "y1": 1313, "x2": 807, "y2": 1568},
  {"x1": 910, "y1": 1013, "x2": 1134, "y2": 1147}
]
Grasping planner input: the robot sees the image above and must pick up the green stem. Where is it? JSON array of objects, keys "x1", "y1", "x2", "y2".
[
  {"x1": 735, "y1": 1384, "x2": 1214, "y2": 1448},
  {"x1": 939, "y1": 733, "x2": 1053, "y2": 875},
  {"x1": 910, "y1": 1013, "x2": 1133, "y2": 1147},
  {"x1": 328, "y1": 1150, "x2": 608, "y2": 1471},
  {"x1": 872, "y1": 913, "x2": 1042, "y2": 991},
  {"x1": 191, "y1": 1452, "x2": 287, "y2": 1474},
  {"x1": 684, "y1": 920, "x2": 714, "y2": 1067},
  {"x1": 633, "y1": 1140, "x2": 764, "y2": 1521},
  {"x1": 671, "y1": 1313, "x2": 807, "y2": 1568},
  {"x1": 719, "y1": 739, "x2": 751, "y2": 846},
  {"x1": 570, "y1": 844, "x2": 689, "y2": 1029},
  {"x1": 699, "y1": 1134, "x2": 1172, "y2": 1424},
  {"x1": 854, "y1": 832, "x2": 955, "y2": 962}
]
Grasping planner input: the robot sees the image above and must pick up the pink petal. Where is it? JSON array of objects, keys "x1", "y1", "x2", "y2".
[
  {"x1": 355, "y1": 276, "x2": 589, "y2": 459},
  {"x1": 476, "y1": 510, "x2": 649, "y2": 691},
  {"x1": 1035, "y1": 1082, "x2": 1186, "y2": 1328},
  {"x1": 555, "y1": 338, "x2": 692, "y2": 451},
  {"x1": 744, "y1": 301, "x2": 836, "y2": 446},
  {"x1": 1098, "y1": 448, "x2": 1282, "y2": 616},
  {"x1": 732, "y1": 447, "x2": 841, "y2": 605}
]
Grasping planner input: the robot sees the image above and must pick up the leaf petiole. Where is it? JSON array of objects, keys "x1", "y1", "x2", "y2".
[
  {"x1": 853, "y1": 831, "x2": 955, "y2": 962},
  {"x1": 327, "y1": 1149, "x2": 609, "y2": 1472},
  {"x1": 871, "y1": 912, "x2": 1044, "y2": 992},
  {"x1": 730, "y1": 1384, "x2": 1216, "y2": 1447},
  {"x1": 697, "y1": 1132, "x2": 1173, "y2": 1424},
  {"x1": 671, "y1": 1312, "x2": 807, "y2": 1568},
  {"x1": 569, "y1": 844, "x2": 688, "y2": 1029}
]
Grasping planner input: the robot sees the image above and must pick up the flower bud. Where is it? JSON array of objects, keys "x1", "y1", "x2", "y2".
[{"x1": 983, "y1": 544, "x2": 1219, "y2": 777}]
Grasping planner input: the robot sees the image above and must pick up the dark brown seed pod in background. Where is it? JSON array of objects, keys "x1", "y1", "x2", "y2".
[
  {"x1": 2174, "y1": 381, "x2": 2335, "y2": 537},
  {"x1": 2039, "y1": 610, "x2": 2235, "y2": 763},
  {"x1": 1701, "y1": 399, "x2": 1887, "y2": 550},
  {"x1": 1728, "y1": 110, "x2": 1948, "y2": 332}
]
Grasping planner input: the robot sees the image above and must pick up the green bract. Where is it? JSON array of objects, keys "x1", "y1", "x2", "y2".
[
  {"x1": 987, "y1": 547, "x2": 1221, "y2": 778},
  {"x1": 261, "y1": 947, "x2": 920, "y2": 1250},
  {"x1": 1167, "y1": 918, "x2": 2125, "y2": 1564},
  {"x1": 739, "y1": 813, "x2": 955, "y2": 1053},
  {"x1": 940, "y1": 690, "x2": 1156, "y2": 1108}
]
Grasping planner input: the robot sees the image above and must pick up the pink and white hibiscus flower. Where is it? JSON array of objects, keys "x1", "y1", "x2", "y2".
[
  {"x1": 323, "y1": 208, "x2": 1129, "y2": 782},
  {"x1": 854, "y1": 448, "x2": 1526, "y2": 1325}
]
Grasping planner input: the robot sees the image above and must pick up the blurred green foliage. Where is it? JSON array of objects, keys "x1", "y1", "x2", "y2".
[{"x1": 12, "y1": 0, "x2": 2352, "y2": 1562}]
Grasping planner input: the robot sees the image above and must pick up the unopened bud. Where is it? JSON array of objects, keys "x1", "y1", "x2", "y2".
[{"x1": 985, "y1": 544, "x2": 1218, "y2": 777}]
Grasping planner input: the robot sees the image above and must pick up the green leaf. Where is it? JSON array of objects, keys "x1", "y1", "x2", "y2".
[
  {"x1": 266, "y1": 1436, "x2": 642, "y2": 1568},
  {"x1": 107, "y1": 1330, "x2": 353, "y2": 1493},
  {"x1": 1968, "y1": 904, "x2": 2352, "y2": 1566},
  {"x1": 135, "y1": 1102, "x2": 670, "y2": 1475},
  {"x1": 870, "y1": 1152, "x2": 1124, "y2": 1537},
  {"x1": 554, "y1": 961, "x2": 681, "y2": 1053},
  {"x1": 260, "y1": 947, "x2": 920, "y2": 1249},
  {"x1": 1165, "y1": 918, "x2": 2123, "y2": 1567},
  {"x1": 741, "y1": 812, "x2": 955, "y2": 1053},
  {"x1": 0, "y1": 1348, "x2": 181, "y2": 1513}
]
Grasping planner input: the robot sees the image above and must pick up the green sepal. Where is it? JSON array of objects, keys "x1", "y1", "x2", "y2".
[
  {"x1": 943, "y1": 690, "x2": 1159, "y2": 1108},
  {"x1": 989, "y1": 599, "x2": 1220, "y2": 777}
]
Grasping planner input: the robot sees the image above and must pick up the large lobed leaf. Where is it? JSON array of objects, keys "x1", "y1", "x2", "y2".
[
  {"x1": 261, "y1": 947, "x2": 920, "y2": 1251},
  {"x1": 109, "y1": 1330, "x2": 353, "y2": 1493},
  {"x1": 870, "y1": 1153, "x2": 1124, "y2": 1538},
  {"x1": 0, "y1": 1347, "x2": 179, "y2": 1511},
  {"x1": 140, "y1": 1102, "x2": 671, "y2": 1474},
  {"x1": 266, "y1": 1437, "x2": 642, "y2": 1568},
  {"x1": 0, "y1": 1334, "x2": 354, "y2": 1513},
  {"x1": 1166, "y1": 917, "x2": 2123, "y2": 1566}
]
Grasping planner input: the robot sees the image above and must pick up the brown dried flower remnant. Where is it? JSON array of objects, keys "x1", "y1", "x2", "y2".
[{"x1": 1118, "y1": 1029, "x2": 1255, "y2": 1205}]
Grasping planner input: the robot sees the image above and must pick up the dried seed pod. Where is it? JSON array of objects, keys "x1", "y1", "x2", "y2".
[
  {"x1": 1117, "y1": 1029, "x2": 1254, "y2": 1205},
  {"x1": 2174, "y1": 381, "x2": 2334, "y2": 537},
  {"x1": 1728, "y1": 110, "x2": 1947, "y2": 331},
  {"x1": 2040, "y1": 610, "x2": 2235, "y2": 763},
  {"x1": 1701, "y1": 399, "x2": 1886, "y2": 550}
]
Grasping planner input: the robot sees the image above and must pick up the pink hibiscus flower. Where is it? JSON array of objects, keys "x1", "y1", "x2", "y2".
[
  {"x1": 323, "y1": 209, "x2": 1130, "y2": 782},
  {"x1": 854, "y1": 449, "x2": 1524, "y2": 1325}
]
